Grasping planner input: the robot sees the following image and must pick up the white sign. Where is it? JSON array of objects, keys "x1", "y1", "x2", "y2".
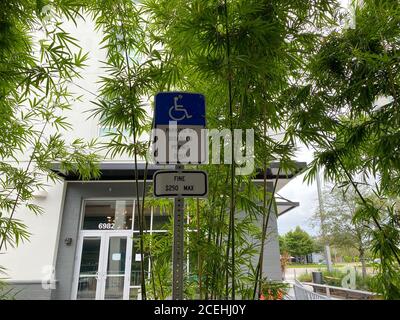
[
  {"x1": 153, "y1": 170, "x2": 208, "y2": 198},
  {"x1": 112, "y1": 253, "x2": 121, "y2": 261}
]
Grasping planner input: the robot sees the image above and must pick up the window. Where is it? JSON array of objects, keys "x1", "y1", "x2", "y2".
[
  {"x1": 81, "y1": 199, "x2": 171, "y2": 232},
  {"x1": 82, "y1": 200, "x2": 133, "y2": 230},
  {"x1": 129, "y1": 203, "x2": 170, "y2": 299},
  {"x1": 152, "y1": 206, "x2": 170, "y2": 231},
  {"x1": 80, "y1": 199, "x2": 172, "y2": 300},
  {"x1": 133, "y1": 202, "x2": 151, "y2": 231},
  {"x1": 130, "y1": 236, "x2": 149, "y2": 287}
]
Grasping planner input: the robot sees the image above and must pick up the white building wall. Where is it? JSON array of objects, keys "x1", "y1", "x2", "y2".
[
  {"x1": 1, "y1": 16, "x2": 107, "y2": 282},
  {"x1": 1, "y1": 12, "x2": 155, "y2": 283},
  {"x1": 1, "y1": 182, "x2": 64, "y2": 281}
]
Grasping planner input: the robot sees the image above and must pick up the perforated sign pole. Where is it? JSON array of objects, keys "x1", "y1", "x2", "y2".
[
  {"x1": 172, "y1": 164, "x2": 184, "y2": 300},
  {"x1": 153, "y1": 92, "x2": 206, "y2": 300}
]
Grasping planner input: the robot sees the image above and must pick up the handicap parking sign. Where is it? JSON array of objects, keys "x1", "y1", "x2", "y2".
[
  {"x1": 154, "y1": 92, "x2": 206, "y2": 126},
  {"x1": 152, "y1": 92, "x2": 207, "y2": 165}
]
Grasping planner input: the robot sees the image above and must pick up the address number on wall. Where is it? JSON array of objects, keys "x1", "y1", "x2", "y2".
[{"x1": 98, "y1": 223, "x2": 114, "y2": 230}]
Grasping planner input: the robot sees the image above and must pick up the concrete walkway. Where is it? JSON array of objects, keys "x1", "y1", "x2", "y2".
[{"x1": 284, "y1": 267, "x2": 323, "y2": 281}]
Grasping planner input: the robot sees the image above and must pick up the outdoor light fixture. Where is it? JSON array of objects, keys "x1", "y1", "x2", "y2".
[{"x1": 64, "y1": 238, "x2": 72, "y2": 246}]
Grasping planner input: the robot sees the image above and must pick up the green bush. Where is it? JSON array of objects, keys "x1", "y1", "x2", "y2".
[
  {"x1": 260, "y1": 280, "x2": 290, "y2": 300},
  {"x1": 322, "y1": 269, "x2": 373, "y2": 291},
  {"x1": 297, "y1": 273, "x2": 312, "y2": 282},
  {"x1": 321, "y1": 269, "x2": 344, "y2": 287},
  {"x1": 297, "y1": 269, "x2": 374, "y2": 292},
  {"x1": 343, "y1": 256, "x2": 353, "y2": 263}
]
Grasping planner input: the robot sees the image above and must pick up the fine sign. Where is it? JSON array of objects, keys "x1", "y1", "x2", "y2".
[{"x1": 153, "y1": 170, "x2": 208, "y2": 198}]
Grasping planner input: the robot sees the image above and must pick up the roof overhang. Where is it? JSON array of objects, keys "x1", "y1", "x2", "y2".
[
  {"x1": 52, "y1": 161, "x2": 304, "y2": 217},
  {"x1": 254, "y1": 161, "x2": 307, "y2": 180},
  {"x1": 276, "y1": 199, "x2": 300, "y2": 217},
  {"x1": 253, "y1": 161, "x2": 307, "y2": 192},
  {"x1": 51, "y1": 162, "x2": 174, "y2": 181},
  {"x1": 51, "y1": 161, "x2": 307, "y2": 182}
]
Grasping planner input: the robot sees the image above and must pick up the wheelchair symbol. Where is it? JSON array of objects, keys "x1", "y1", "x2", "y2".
[{"x1": 169, "y1": 95, "x2": 192, "y2": 121}]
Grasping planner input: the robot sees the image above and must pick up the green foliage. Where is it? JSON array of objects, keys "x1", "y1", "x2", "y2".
[
  {"x1": 0, "y1": 0, "x2": 100, "y2": 294},
  {"x1": 83, "y1": 0, "x2": 339, "y2": 300},
  {"x1": 260, "y1": 279, "x2": 289, "y2": 300},
  {"x1": 298, "y1": 268, "x2": 374, "y2": 292},
  {"x1": 313, "y1": 185, "x2": 371, "y2": 276},
  {"x1": 284, "y1": 0, "x2": 400, "y2": 299},
  {"x1": 10, "y1": 0, "x2": 400, "y2": 301},
  {"x1": 353, "y1": 193, "x2": 400, "y2": 299},
  {"x1": 279, "y1": 235, "x2": 287, "y2": 254},
  {"x1": 282, "y1": 226, "x2": 316, "y2": 258}
]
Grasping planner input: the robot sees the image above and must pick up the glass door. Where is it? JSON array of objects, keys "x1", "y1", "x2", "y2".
[
  {"x1": 73, "y1": 232, "x2": 132, "y2": 300},
  {"x1": 75, "y1": 236, "x2": 102, "y2": 300},
  {"x1": 103, "y1": 236, "x2": 127, "y2": 299}
]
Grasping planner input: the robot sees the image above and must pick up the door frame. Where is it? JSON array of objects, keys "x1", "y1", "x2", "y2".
[{"x1": 71, "y1": 230, "x2": 133, "y2": 300}]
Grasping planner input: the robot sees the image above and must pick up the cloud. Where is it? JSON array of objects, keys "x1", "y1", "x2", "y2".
[
  {"x1": 277, "y1": 144, "x2": 320, "y2": 236},
  {"x1": 278, "y1": 173, "x2": 320, "y2": 235}
]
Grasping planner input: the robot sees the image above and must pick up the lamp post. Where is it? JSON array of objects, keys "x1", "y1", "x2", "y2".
[{"x1": 316, "y1": 168, "x2": 333, "y2": 272}]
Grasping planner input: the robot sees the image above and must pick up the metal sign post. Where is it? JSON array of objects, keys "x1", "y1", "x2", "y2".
[
  {"x1": 316, "y1": 168, "x2": 333, "y2": 272},
  {"x1": 152, "y1": 92, "x2": 207, "y2": 300},
  {"x1": 172, "y1": 164, "x2": 184, "y2": 300}
]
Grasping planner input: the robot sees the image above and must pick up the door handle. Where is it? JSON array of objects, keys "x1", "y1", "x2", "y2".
[{"x1": 96, "y1": 272, "x2": 107, "y2": 280}]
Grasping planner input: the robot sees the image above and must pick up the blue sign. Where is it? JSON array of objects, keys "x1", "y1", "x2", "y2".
[{"x1": 154, "y1": 92, "x2": 206, "y2": 126}]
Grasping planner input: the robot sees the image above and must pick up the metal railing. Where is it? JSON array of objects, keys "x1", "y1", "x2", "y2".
[
  {"x1": 302, "y1": 282, "x2": 377, "y2": 300},
  {"x1": 291, "y1": 280, "x2": 331, "y2": 300}
]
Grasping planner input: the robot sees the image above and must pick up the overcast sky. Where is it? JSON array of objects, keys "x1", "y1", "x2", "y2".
[
  {"x1": 277, "y1": 0, "x2": 351, "y2": 236},
  {"x1": 277, "y1": 146, "x2": 320, "y2": 236}
]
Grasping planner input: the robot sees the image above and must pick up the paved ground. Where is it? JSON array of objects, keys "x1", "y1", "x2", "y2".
[{"x1": 284, "y1": 267, "x2": 321, "y2": 281}]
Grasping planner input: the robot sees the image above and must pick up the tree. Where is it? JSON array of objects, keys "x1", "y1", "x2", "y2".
[
  {"x1": 7, "y1": 0, "x2": 383, "y2": 300},
  {"x1": 85, "y1": 0, "x2": 338, "y2": 300},
  {"x1": 284, "y1": 0, "x2": 400, "y2": 298},
  {"x1": 0, "y1": 0, "x2": 100, "y2": 297},
  {"x1": 279, "y1": 235, "x2": 288, "y2": 254},
  {"x1": 282, "y1": 227, "x2": 316, "y2": 263},
  {"x1": 313, "y1": 185, "x2": 370, "y2": 277}
]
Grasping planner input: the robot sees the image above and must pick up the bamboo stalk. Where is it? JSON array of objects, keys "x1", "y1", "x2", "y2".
[
  {"x1": 257, "y1": 121, "x2": 268, "y2": 296},
  {"x1": 252, "y1": 166, "x2": 281, "y2": 299},
  {"x1": 223, "y1": 0, "x2": 236, "y2": 300},
  {"x1": 196, "y1": 197, "x2": 203, "y2": 299},
  {"x1": 118, "y1": 2, "x2": 147, "y2": 299}
]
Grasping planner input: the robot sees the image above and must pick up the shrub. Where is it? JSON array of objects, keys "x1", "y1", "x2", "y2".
[
  {"x1": 322, "y1": 269, "x2": 374, "y2": 291},
  {"x1": 260, "y1": 280, "x2": 290, "y2": 300},
  {"x1": 297, "y1": 269, "x2": 374, "y2": 292},
  {"x1": 297, "y1": 273, "x2": 312, "y2": 282}
]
